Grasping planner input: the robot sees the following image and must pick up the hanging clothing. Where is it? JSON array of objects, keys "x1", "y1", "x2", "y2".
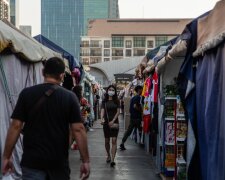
[
  {"x1": 141, "y1": 77, "x2": 151, "y2": 97},
  {"x1": 151, "y1": 72, "x2": 159, "y2": 103},
  {"x1": 143, "y1": 96, "x2": 151, "y2": 115}
]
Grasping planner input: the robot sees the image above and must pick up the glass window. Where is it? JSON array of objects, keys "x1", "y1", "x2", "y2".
[
  {"x1": 90, "y1": 49, "x2": 101, "y2": 56},
  {"x1": 82, "y1": 58, "x2": 89, "y2": 65},
  {"x1": 147, "y1": 40, "x2": 154, "y2": 48},
  {"x1": 90, "y1": 57, "x2": 101, "y2": 64},
  {"x1": 81, "y1": 41, "x2": 89, "y2": 47},
  {"x1": 90, "y1": 40, "x2": 101, "y2": 47},
  {"x1": 155, "y1": 36, "x2": 168, "y2": 47},
  {"x1": 104, "y1": 49, "x2": 110, "y2": 57},
  {"x1": 126, "y1": 49, "x2": 132, "y2": 57},
  {"x1": 133, "y1": 49, "x2": 145, "y2": 56},
  {"x1": 125, "y1": 40, "x2": 132, "y2": 48},
  {"x1": 104, "y1": 40, "x2": 110, "y2": 48},
  {"x1": 133, "y1": 37, "x2": 146, "y2": 47},
  {"x1": 112, "y1": 57, "x2": 122, "y2": 60},
  {"x1": 81, "y1": 49, "x2": 90, "y2": 56},
  {"x1": 112, "y1": 49, "x2": 123, "y2": 56},
  {"x1": 104, "y1": 58, "x2": 110, "y2": 62},
  {"x1": 112, "y1": 37, "x2": 124, "y2": 47}
]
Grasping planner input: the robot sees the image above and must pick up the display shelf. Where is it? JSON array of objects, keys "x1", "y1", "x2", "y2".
[
  {"x1": 176, "y1": 159, "x2": 186, "y2": 164},
  {"x1": 165, "y1": 117, "x2": 175, "y2": 121},
  {"x1": 165, "y1": 142, "x2": 175, "y2": 146},
  {"x1": 165, "y1": 96, "x2": 177, "y2": 100},
  {"x1": 176, "y1": 137, "x2": 185, "y2": 142},
  {"x1": 177, "y1": 117, "x2": 185, "y2": 121}
]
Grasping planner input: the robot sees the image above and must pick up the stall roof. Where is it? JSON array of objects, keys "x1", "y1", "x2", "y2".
[
  {"x1": 34, "y1": 34, "x2": 81, "y2": 70},
  {"x1": 89, "y1": 56, "x2": 144, "y2": 81},
  {"x1": 0, "y1": 19, "x2": 61, "y2": 62}
]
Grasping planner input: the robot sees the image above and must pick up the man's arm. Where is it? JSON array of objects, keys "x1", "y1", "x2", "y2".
[
  {"x1": 2, "y1": 119, "x2": 23, "y2": 174},
  {"x1": 3, "y1": 120, "x2": 23, "y2": 159},
  {"x1": 71, "y1": 123, "x2": 90, "y2": 179},
  {"x1": 71, "y1": 123, "x2": 89, "y2": 163}
]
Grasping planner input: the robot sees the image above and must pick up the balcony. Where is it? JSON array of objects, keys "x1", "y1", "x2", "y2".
[
  {"x1": 90, "y1": 44, "x2": 102, "y2": 48},
  {"x1": 80, "y1": 44, "x2": 90, "y2": 48},
  {"x1": 90, "y1": 53, "x2": 102, "y2": 57},
  {"x1": 80, "y1": 53, "x2": 90, "y2": 56}
]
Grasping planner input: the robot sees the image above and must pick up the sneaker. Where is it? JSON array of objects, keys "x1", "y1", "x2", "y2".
[{"x1": 120, "y1": 144, "x2": 126, "y2": 151}]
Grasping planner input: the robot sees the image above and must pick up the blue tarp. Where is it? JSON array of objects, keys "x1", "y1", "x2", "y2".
[{"x1": 34, "y1": 35, "x2": 81, "y2": 71}]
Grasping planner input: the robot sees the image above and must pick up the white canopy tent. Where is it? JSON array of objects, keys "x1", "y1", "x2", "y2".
[{"x1": 0, "y1": 20, "x2": 63, "y2": 179}]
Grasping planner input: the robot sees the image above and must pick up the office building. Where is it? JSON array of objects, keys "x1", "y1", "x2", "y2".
[
  {"x1": 80, "y1": 19, "x2": 192, "y2": 66},
  {"x1": 0, "y1": 0, "x2": 9, "y2": 20},
  {"x1": 10, "y1": 0, "x2": 19, "y2": 26},
  {"x1": 41, "y1": 0, "x2": 84, "y2": 58},
  {"x1": 83, "y1": 0, "x2": 119, "y2": 35}
]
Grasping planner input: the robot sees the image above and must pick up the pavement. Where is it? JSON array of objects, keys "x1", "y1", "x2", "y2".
[{"x1": 69, "y1": 115, "x2": 161, "y2": 180}]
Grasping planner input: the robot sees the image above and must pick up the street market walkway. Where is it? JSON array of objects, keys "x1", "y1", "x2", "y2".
[{"x1": 69, "y1": 115, "x2": 160, "y2": 180}]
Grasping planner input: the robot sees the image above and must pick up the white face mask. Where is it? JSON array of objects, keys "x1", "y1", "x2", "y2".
[{"x1": 108, "y1": 90, "x2": 115, "y2": 96}]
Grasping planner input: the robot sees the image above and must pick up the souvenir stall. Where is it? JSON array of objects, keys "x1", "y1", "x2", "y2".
[
  {"x1": 135, "y1": 1, "x2": 225, "y2": 180},
  {"x1": 134, "y1": 37, "x2": 188, "y2": 179}
]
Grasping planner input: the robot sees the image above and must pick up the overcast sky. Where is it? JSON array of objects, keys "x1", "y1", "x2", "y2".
[{"x1": 19, "y1": 0, "x2": 220, "y2": 36}]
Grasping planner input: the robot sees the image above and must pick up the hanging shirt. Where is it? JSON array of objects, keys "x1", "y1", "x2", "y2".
[
  {"x1": 141, "y1": 77, "x2": 151, "y2": 97},
  {"x1": 143, "y1": 96, "x2": 151, "y2": 115},
  {"x1": 151, "y1": 72, "x2": 159, "y2": 103}
]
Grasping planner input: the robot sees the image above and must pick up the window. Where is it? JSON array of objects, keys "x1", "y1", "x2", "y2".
[
  {"x1": 80, "y1": 49, "x2": 90, "y2": 56},
  {"x1": 104, "y1": 40, "x2": 110, "y2": 48},
  {"x1": 81, "y1": 41, "x2": 89, "y2": 47},
  {"x1": 90, "y1": 49, "x2": 101, "y2": 56},
  {"x1": 126, "y1": 49, "x2": 132, "y2": 57},
  {"x1": 125, "y1": 40, "x2": 132, "y2": 48},
  {"x1": 82, "y1": 58, "x2": 89, "y2": 65},
  {"x1": 90, "y1": 40, "x2": 101, "y2": 47},
  {"x1": 147, "y1": 40, "x2": 154, "y2": 48},
  {"x1": 112, "y1": 37, "x2": 124, "y2": 47},
  {"x1": 133, "y1": 37, "x2": 146, "y2": 47},
  {"x1": 112, "y1": 49, "x2": 123, "y2": 56},
  {"x1": 155, "y1": 36, "x2": 168, "y2": 47},
  {"x1": 90, "y1": 57, "x2": 101, "y2": 64},
  {"x1": 133, "y1": 49, "x2": 145, "y2": 56},
  {"x1": 104, "y1": 58, "x2": 110, "y2": 62},
  {"x1": 104, "y1": 49, "x2": 110, "y2": 57},
  {"x1": 112, "y1": 57, "x2": 122, "y2": 60}
]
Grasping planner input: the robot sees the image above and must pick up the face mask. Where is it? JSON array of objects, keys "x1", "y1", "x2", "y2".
[{"x1": 108, "y1": 90, "x2": 115, "y2": 96}]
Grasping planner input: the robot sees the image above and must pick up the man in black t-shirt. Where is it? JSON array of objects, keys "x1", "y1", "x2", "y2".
[
  {"x1": 2, "y1": 57, "x2": 90, "y2": 180},
  {"x1": 120, "y1": 85, "x2": 143, "y2": 151}
]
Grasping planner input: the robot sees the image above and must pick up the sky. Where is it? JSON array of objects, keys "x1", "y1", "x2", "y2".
[{"x1": 19, "y1": 0, "x2": 220, "y2": 36}]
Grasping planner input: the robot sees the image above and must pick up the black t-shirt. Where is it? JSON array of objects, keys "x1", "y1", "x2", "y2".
[
  {"x1": 129, "y1": 95, "x2": 142, "y2": 119},
  {"x1": 11, "y1": 83, "x2": 82, "y2": 170}
]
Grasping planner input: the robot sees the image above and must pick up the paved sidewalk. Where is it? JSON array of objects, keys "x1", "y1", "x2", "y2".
[{"x1": 69, "y1": 115, "x2": 160, "y2": 180}]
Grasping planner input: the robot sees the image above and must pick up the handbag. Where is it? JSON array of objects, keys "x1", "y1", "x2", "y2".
[{"x1": 105, "y1": 102, "x2": 119, "y2": 130}]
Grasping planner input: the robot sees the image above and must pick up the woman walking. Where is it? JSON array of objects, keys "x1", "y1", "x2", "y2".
[{"x1": 101, "y1": 85, "x2": 120, "y2": 167}]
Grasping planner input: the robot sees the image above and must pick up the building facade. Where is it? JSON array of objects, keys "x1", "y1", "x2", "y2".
[
  {"x1": 83, "y1": 0, "x2": 119, "y2": 35},
  {"x1": 80, "y1": 19, "x2": 192, "y2": 66},
  {"x1": 10, "y1": 0, "x2": 19, "y2": 26},
  {"x1": 0, "y1": 0, "x2": 9, "y2": 20},
  {"x1": 41, "y1": 0, "x2": 84, "y2": 58}
]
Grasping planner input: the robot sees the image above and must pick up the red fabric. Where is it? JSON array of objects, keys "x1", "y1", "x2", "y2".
[
  {"x1": 143, "y1": 115, "x2": 151, "y2": 133},
  {"x1": 152, "y1": 72, "x2": 159, "y2": 103}
]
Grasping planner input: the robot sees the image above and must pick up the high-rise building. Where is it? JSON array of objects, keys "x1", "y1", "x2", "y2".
[
  {"x1": 41, "y1": 0, "x2": 84, "y2": 58},
  {"x1": 41, "y1": 0, "x2": 119, "y2": 58},
  {"x1": 83, "y1": 0, "x2": 119, "y2": 35},
  {"x1": 0, "y1": 0, "x2": 9, "y2": 20},
  {"x1": 10, "y1": 0, "x2": 19, "y2": 26}
]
